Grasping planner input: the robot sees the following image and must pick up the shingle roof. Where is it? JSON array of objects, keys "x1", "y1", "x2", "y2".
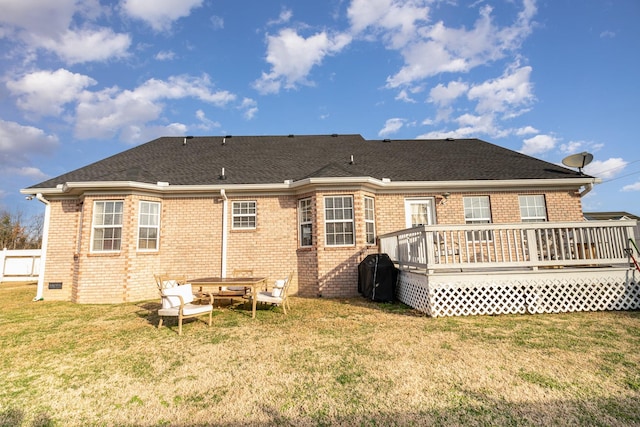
[{"x1": 29, "y1": 134, "x2": 586, "y2": 189}]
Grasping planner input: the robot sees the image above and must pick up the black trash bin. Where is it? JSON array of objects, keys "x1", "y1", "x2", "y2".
[{"x1": 358, "y1": 254, "x2": 397, "y2": 302}]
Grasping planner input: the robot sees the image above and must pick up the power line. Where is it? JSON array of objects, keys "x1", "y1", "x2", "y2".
[
  {"x1": 600, "y1": 169, "x2": 640, "y2": 184},
  {"x1": 589, "y1": 158, "x2": 640, "y2": 179}
]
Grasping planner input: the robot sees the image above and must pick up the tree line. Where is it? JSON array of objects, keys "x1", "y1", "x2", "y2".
[{"x1": 0, "y1": 210, "x2": 43, "y2": 250}]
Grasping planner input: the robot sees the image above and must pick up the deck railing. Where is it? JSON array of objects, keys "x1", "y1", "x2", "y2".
[{"x1": 379, "y1": 220, "x2": 637, "y2": 272}]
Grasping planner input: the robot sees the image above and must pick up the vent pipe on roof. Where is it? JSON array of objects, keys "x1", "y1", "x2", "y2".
[
  {"x1": 383, "y1": 139, "x2": 391, "y2": 143},
  {"x1": 183, "y1": 135, "x2": 194, "y2": 145},
  {"x1": 219, "y1": 167, "x2": 227, "y2": 180},
  {"x1": 349, "y1": 155, "x2": 354, "y2": 165}
]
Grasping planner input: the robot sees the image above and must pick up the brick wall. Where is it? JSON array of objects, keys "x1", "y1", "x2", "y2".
[
  {"x1": 40, "y1": 199, "x2": 81, "y2": 301},
  {"x1": 41, "y1": 187, "x2": 586, "y2": 303}
]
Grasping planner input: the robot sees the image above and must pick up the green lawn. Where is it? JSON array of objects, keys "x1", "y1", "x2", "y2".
[{"x1": 1, "y1": 282, "x2": 639, "y2": 426}]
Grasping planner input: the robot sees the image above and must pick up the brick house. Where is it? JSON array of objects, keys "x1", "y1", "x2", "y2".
[{"x1": 22, "y1": 134, "x2": 597, "y2": 304}]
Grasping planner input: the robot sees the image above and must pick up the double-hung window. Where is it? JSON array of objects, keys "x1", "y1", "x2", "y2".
[
  {"x1": 519, "y1": 195, "x2": 547, "y2": 222},
  {"x1": 232, "y1": 201, "x2": 257, "y2": 229},
  {"x1": 299, "y1": 198, "x2": 313, "y2": 247},
  {"x1": 92, "y1": 200, "x2": 123, "y2": 252},
  {"x1": 463, "y1": 196, "x2": 492, "y2": 241},
  {"x1": 324, "y1": 196, "x2": 354, "y2": 246},
  {"x1": 138, "y1": 201, "x2": 160, "y2": 250},
  {"x1": 364, "y1": 196, "x2": 376, "y2": 245}
]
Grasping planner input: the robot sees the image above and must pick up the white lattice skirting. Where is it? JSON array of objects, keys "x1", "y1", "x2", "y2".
[{"x1": 397, "y1": 270, "x2": 640, "y2": 317}]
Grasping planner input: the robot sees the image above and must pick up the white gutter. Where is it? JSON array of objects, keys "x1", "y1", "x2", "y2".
[
  {"x1": 24, "y1": 176, "x2": 600, "y2": 197},
  {"x1": 220, "y1": 189, "x2": 228, "y2": 278},
  {"x1": 34, "y1": 193, "x2": 50, "y2": 301}
]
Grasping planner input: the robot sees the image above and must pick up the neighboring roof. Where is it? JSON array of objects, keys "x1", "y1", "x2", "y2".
[
  {"x1": 584, "y1": 211, "x2": 640, "y2": 221},
  {"x1": 28, "y1": 134, "x2": 589, "y2": 190}
]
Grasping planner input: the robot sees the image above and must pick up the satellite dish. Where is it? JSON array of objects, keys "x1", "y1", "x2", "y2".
[{"x1": 562, "y1": 152, "x2": 593, "y2": 173}]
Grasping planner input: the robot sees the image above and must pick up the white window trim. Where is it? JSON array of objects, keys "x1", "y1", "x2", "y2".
[
  {"x1": 232, "y1": 200, "x2": 257, "y2": 230},
  {"x1": 90, "y1": 200, "x2": 124, "y2": 253},
  {"x1": 463, "y1": 196, "x2": 493, "y2": 242},
  {"x1": 137, "y1": 201, "x2": 161, "y2": 252},
  {"x1": 404, "y1": 198, "x2": 435, "y2": 228},
  {"x1": 299, "y1": 198, "x2": 313, "y2": 247},
  {"x1": 519, "y1": 195, "x2": 548, "y2": 223},
  {"x1": 364, "y1": 196, "x2": 376, "y2": 245},
  {"x1": 324, "y1": 195, "x2": 355, "y2": 247}
]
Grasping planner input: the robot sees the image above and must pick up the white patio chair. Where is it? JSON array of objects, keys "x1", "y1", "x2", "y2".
[
  {"x1": 158, "y1": 283, "x2": 213, "y2": 335},
  {"x1": 255, "y1": 271, "x2": 294, "y2": 315}
]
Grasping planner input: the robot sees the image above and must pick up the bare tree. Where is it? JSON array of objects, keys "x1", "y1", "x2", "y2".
[{"x1": 0, "y1": 210, "x2": 42, "y2": 249}]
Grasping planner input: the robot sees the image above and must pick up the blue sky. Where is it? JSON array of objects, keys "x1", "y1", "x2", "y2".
[{"x1": 1, "y1": 0, "x2": 639, "y2": 218}]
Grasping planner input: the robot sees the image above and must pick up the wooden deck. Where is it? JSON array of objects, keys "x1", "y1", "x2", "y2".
[{"x1": 379, "y1": 220, "x2": 640, "y2": 316}]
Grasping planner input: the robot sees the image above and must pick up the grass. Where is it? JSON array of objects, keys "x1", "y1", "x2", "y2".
[{"x1": 1, "y1": 282, "x2": 639, "y2": 426}]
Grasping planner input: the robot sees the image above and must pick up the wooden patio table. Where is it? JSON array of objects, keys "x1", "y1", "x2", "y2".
[{"x1": 188, "y1": 277, "x2": 267, "y2": 319}]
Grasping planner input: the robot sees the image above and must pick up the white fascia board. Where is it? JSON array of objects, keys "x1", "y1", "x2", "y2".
[{"x1": 22, "y1": 176, "x2": 600, "y2": 197}]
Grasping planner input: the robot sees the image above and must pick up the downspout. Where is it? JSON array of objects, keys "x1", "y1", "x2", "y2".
[
  {"x1": 220, "y1": 189, "x2": 228, "y2": 278},
  {"x1": 34, "y1": 193, "x2": 50, "y2": 301},
  {"x1": 579, "y1": 181, "x2": 594, "y2": 197}
]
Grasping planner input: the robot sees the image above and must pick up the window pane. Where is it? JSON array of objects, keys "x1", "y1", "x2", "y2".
[
  {"x1": 464, "y1": 197, "x2": 491, "y2": 222},
  {"x1": 138, "y1": 201, "x2": 160, "y2": 251},
  {"x1": 301, "y1": 224, "x2": 312, "y2": 246},
  {"x1": 519, "y1": 195, "x2": 547, "y2": 222},
  {"x1": 232, "y1": 201, "x2": 257, "y2": 229},
  {"x1": 324, "y1": 196, "x2": 355, "y2": 246},
  {"x1": 93, "y1": 201, "x2": 124, "y2": 252},
  {"x1": 299, "y1": 198, "x2": 313, "y2": 247}
]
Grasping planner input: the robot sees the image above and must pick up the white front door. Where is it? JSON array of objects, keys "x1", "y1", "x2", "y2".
[{"x1": 404, "y1": 198, "x2": 435, "y2": 228}]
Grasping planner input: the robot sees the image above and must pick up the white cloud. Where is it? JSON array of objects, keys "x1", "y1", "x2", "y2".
[
  {"x1": 560, "y1": 140, "x2": 585, "y2": 154},
  {"x1": 416, "y1": 128, "x2": 472, "y2": 140},
  {"x1": 3, "y1": 166, "x2": 48, "y2": 180},
  {"x1": 386, "y1": 38, "x2": 468, "y2": 87},
  {"x1": 600, "y1": 30, "x2": 615, "y2": 39},
  {"x1": 0, "y1": 0, "x2": 87, "y2": 37},
  {"x1": 155, "y1": 50, "x2": 176, "y2": 61},
  {"x1": 419, "y1": 111, "x2": 510, "y2": 140},
  {"x1": 253, "y1": 28, "x2": 352, "y2": 94},
  {"x1": 7, "y1": 69, "x2": 97, "y2": 116},
  {"x1": 429, "y1": 80, "x2": 469, "y2": 106},
  {"x1": 121, "y1": 0, "x2": 204, "y2": 31},
  {"x1": 520, "y1": 134, "x2": 557, "y2": 155},
  {"x1": 120, "y1": 122, "x2": 188, "y2": 143},
  {"x1": 386, "y1": 2, "x2": 536, "y2": 88},
  {"x1": 622, "y1": 182, "x2": 640, "y2": 192},
  {"x1": 468, "y1": 65, "x2": 534, "y2": 115},
  {"x1": 134, "y1": 75, "x2": 235, "y2": 105},
  {"x1": 516, "y1": 126, "x2": 538, "y2": 135},
  {"x1": 268, "y1": 8, "x2": 293, "y2": 26},
  {"x1": 395, "y1": 89, "x2": 416, "y2": 103},
  {"x1": 75, "y1": 74, "x2": 236, "y2": 142},
  {"x1": 33, "y1": 28, "x2": 131, "y2": 64},
  {"x1": 0, "y1": 120, "x2": 58, "y2": 167},
  {"x1": 583, "y1": 158, "x2": 627, "y2": 180},
  {"x1": 239, "y1": 98, "x2": 258, "y2": 120},
  {"x1": 378, "y1": 118, "x2": 405, "y2": 136},
  {"x1": 210, "y1": 15, "x2": 224, "y2": 30},
  {"x1": 348, "y1": 0, "x2": 430, "y2": 49},
  {"x1": 0, "y1": 0, "x2": 130, "y2": 64},
  {"x1": 194, "y1": 109, "x2": 220, "y2": 130}
]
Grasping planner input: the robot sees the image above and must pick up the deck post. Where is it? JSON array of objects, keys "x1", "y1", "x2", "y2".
[{"x1": 526, "y1": 229, "x2": 539, "y2": 270}]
